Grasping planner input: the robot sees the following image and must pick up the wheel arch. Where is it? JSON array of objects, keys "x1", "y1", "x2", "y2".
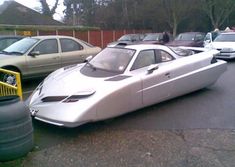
[{"x1": 1, "y1": 65, "x2": 22, "y2": 74}]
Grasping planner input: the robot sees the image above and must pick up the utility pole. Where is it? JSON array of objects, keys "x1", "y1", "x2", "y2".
[
  {"x1": 71, "y1": 3, "x2": 79, "y2": 25},
  {"x1": 71, "y1": 4, "x2": 75, "y2": 25}
]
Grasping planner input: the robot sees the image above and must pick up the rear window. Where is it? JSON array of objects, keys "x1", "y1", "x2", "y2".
[{"x1": 60, "y1": 38, "x2": 83, "y2": 52}]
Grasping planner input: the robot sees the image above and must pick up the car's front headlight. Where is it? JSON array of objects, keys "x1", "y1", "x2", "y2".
[{"x1": 41, "y1": 89, "x2": 96, "y2": 103}]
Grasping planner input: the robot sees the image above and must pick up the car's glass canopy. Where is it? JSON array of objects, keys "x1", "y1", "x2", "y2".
[
  {"x1": 4, "y1": 37, "x2": 39, "y2": 55},
  {"x1": 88, "y1": 47, "x2": 135, "y2": 73},
  {"x1": 214, "y1": 34, "x2": 235, "y2": 42},
  {"x1": 170, "y1": 47, "x2": 193, "y2": 56}
]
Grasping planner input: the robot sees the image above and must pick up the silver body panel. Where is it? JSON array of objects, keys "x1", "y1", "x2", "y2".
[{"x1": 27, "y1": 44, "x2": 227, "y2": 127}]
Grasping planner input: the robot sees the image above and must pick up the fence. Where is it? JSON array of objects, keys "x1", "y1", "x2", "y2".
[
  {"x1": 0, "y1": 25, "x2": 151, "y2": 48},
  {"x1": 0, "y1": 68, "x2": 23, "y2": 100}
]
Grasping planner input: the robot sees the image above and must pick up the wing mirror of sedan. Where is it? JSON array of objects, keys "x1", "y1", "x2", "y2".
[
  {"x1": 147, "y1": 64, "x2": 159, "y2": 74},
  {"x1": 29, "y1": 51, "x2": 40, "y2": 57}
]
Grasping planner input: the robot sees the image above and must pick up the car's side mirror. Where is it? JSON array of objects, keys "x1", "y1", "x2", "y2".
[
  {"x1": 147, "y1": 64, "x2": 159, "y2": 74},
  {"x1": 84, "y1": 55, "x2": 93, "y2": 62},
  {"x1": 29, "y1": 51, "x2": 40, "y2": 57}
]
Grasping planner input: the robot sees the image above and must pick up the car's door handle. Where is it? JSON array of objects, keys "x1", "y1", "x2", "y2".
[
  {"x1": 165, "y1": 72, "x2": 170, "y2": 76},
  {"x1": 165, "y1": 72, "x2": 170, "y2": 78}
]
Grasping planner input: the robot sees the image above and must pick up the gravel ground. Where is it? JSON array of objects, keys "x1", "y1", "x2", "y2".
[{"x1": 1, "y1": 128, "x2": 235, "y2": 167}]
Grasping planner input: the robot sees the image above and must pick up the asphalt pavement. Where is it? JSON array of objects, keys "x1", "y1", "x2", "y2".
[
  {"x1": 2, "y1": 127, "x2": 235, "y2": 167},
  {"x1": 1, "y1": 60, "x2": 235, "y2": 167}
]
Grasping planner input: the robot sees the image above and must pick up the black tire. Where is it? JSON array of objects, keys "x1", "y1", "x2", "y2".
[
  {"x1": 0, "y1": 96, "x2": 34, "y2": 162},
  {"x1": 0, "y1": 67, "x2": 21, "y2": 86}
]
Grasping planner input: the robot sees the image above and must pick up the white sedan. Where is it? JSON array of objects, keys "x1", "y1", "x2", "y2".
[
  {"x1": 27, "y1": 44, "x2": 227, "y2": 127},
  {"x1": 204, "y1": 32, "x2": 235, "y2": 59}
]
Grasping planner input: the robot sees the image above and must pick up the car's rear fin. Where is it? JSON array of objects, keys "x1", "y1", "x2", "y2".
[{"x1": 211, "y1": 56, "x2": 218, "y2": 64}]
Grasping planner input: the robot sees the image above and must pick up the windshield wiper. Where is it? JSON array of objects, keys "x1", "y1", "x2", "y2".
[
  {"x1": 0, "y1": 50, "x2": 9, "y2": 54},
  {"x1": 8, "y1": 51, "x2": 23, "y2": 55},
  {"x1": 86, "y1": 62, "x2": 96, "y2": 71}
]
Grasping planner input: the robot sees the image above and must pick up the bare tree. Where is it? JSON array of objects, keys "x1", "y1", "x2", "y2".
[
  {"x1": 63, "y1": 0, "x2": 98, "y2": 25},
  {"x1": 39, "y1": 0, "x2": 59, "y2": 18},
  {"x1": 201, "y1": 0, "x2": 235, "y2": 29},
  {"x1": 160, "y1": 0, "x2": 196, "y2": 36},
  {"x1": 62, "y1": 0, "x2": 235, "y2": 32}
]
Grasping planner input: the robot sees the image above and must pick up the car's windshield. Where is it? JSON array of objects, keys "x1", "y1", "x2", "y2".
[
  {"x1": 89, "y1": 47, "x2": 135, "y2": 73},
  {"x1": 4, "y1": 37, "x2": 39, "y2": 54},
  {"x1": 143, "y1": 34, "x2": 162, "y2": 41},
  {"x1": 175, "y1": 33, "x2": 195, "y2": 41},
  {"x1": 214, "y1": 34, "x2": 235, "y2": 42}
]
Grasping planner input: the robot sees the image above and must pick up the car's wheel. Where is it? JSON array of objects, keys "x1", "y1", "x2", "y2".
[{"x1": 0, "y1": 67, "x2": 20, "y2": 86}]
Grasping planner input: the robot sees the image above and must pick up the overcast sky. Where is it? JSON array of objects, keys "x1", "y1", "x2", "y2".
[{"x1": 0, "y1": 0, "x2": 65, "y2": 21}]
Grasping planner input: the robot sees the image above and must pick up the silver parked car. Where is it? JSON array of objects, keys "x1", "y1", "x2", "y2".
[
  {"x1": 107, "y1": 33, "x2": 145, "y2": 47},
  {"x1": 27, "y1": 44, "x2": 227, "y2": 127},
  {"x1": 0, "y1": 35, "x2": 101, "y2": 85}
]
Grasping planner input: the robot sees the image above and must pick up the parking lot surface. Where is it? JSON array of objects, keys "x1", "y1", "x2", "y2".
[
  {"x1": 1, "y1": 60, "x2": 235, "y2": 167},
  {"x1": 2, "y1": 127, "x2": 235, "y2": 167}
]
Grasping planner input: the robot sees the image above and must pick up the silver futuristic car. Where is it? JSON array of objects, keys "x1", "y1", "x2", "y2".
[{"x1": 27, "y1": 44, "x2": 227, "y2": 127}]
